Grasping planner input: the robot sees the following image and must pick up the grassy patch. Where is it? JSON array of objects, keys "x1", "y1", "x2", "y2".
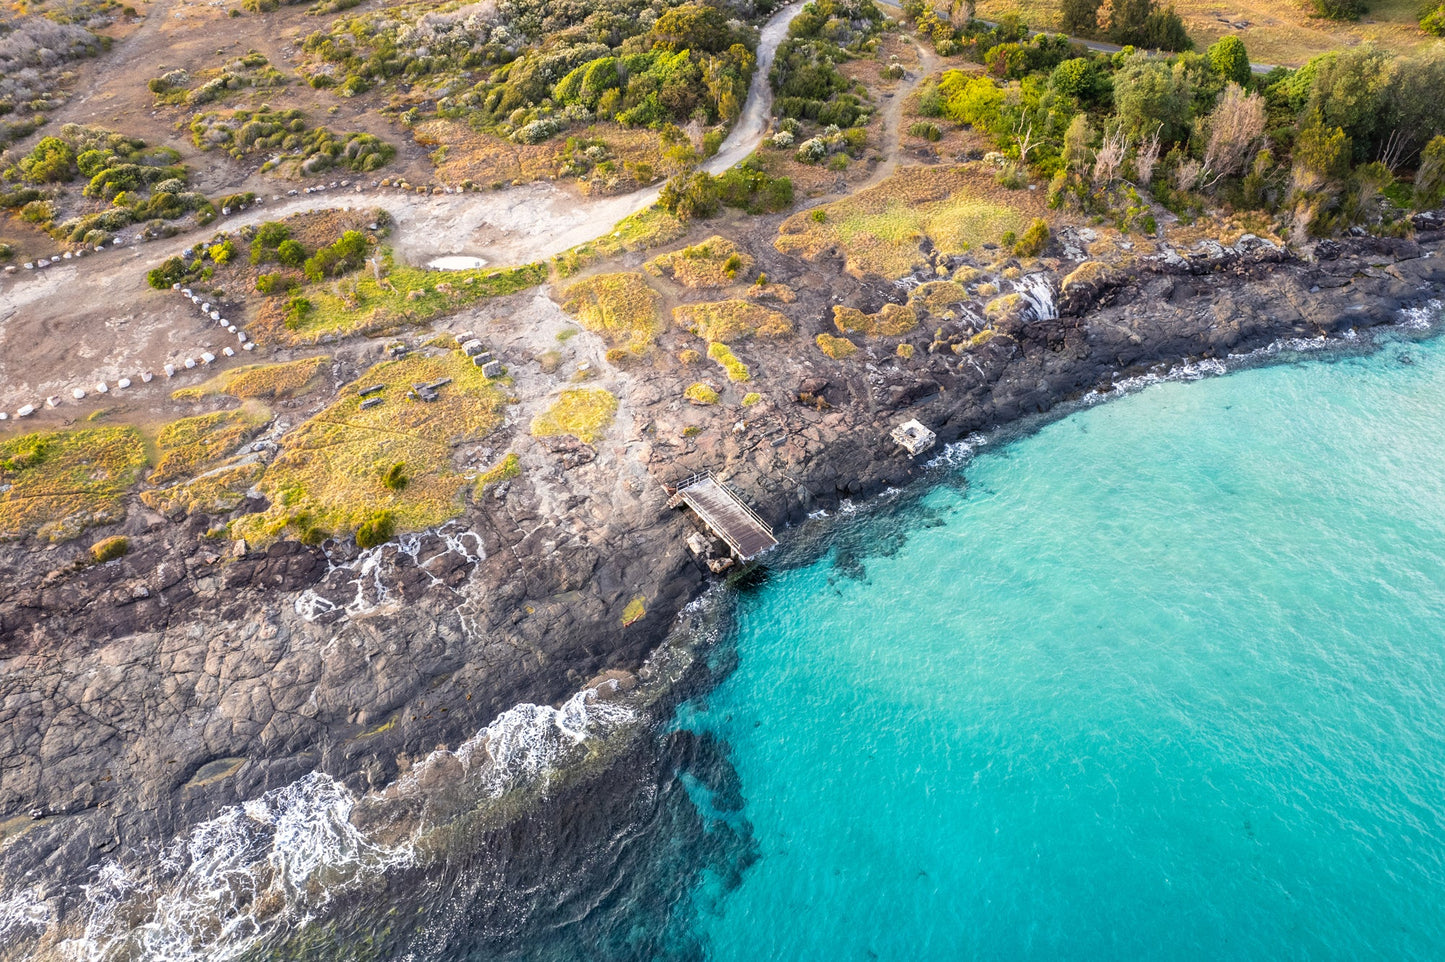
[
  {"x1": 553, "y1": 205, "x2": 688, "y2": 277},
  {"x1": 776, "y1": 166, "x2": 1032, "y2": 279},
  {"x1": 707, "y1": 342, "x2": 750, "y2": 382},
  {"x1": 560, "y1": 273, "x2": 663, "y2": 353},
  {"x1": 685, "y1": 382, "x2": 721, "y2": 405},
  {"x1": 621, "y1": 595, "x2": 647, "y2": 626},
  {"x1": 150, "y1": 409, "x2": 269, "y2": 484},
  {"x1": 833, "y1": 302, "x2": 919, "y2": 337},
  {"x1": 646, "y1": 236, "x2": 754, "y2": 289},
  {"x1": 172, "y1": 356, "x2": 331, "y2": 401},
  {"x1": 531, "y1": 388, "x2": 618, "y2": 444},
  {"x1": 90, "y1": 535, "x2": 130, "y2": 562},
  {"x1": 474, "y1": 452, "x2": 521, "y2": 496},
  {"x1": 816, "y1": 332, "x2": 859, "y2": 360},
  {"x1": 673, "y1": 299, "x2": 793, "y2": 342},
  {"x1": 254, "y1": 257, "x2": 546, "y2": 344},
  {"x1": 910, "y1": 280, "x2": 970, "y2": 316},
  {"x1": 140, "y1": 462, "x2": 264, "y2": 519},
  {"x1": 230, "y1": 352, "x2": 508, "y2": 545},
  {"x1": 0, "y1": 428, "x2": 147, "y2": 542}
]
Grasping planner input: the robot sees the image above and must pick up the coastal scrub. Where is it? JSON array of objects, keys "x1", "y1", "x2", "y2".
[
  {"x1": 816, "y1": 332, "x2": 859, "y2": 359},
  {"x1": 832, "y1": 302, "x2": 919, "y2": 337},
  {"x1": 149, "y1": 408, "x2": 268, "y2": 484}
]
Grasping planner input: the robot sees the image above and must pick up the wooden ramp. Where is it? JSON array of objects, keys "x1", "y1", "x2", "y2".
[{"x1": 668, "y1": 472, "x2": 778, "y2": 561}]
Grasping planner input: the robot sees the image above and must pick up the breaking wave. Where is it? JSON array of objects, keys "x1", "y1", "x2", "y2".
[{"x1": 49, "y1": 683, "x2": 636, "y2": 962}]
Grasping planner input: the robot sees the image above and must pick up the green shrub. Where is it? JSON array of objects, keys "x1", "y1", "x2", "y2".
[
  {"x1": 1013, "y1": 217, "x2": 1050, "y2": 257},
  {"x1": 90, "y1": 535, "x2": 129, "y2": 562},
  {"x1": 381, "y1": 462, "x2": 407, "y2": 491},
  {"x1": 1313, "y1": 0, "x2": 1364, "y2": 19},
  {"x1": 355, "y1": 509, "x2": 395, "y2": 548},
  {"x1": 908, "y1": 121, "x2": 943, "y2": 142}
]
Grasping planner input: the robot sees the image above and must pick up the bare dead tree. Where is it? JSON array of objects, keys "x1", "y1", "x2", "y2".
[
  {"x1": 1199, "y1": 83, "x2": 1267, "y2": 189},
  {"x1": 1092, "y1": 128, "x2": 1128, "y2": 185},
  {"x1": 1133, "y1": 123, "x2": 1163, "y2": 187},
  {"x1": 1378, "y1": 129, "x2": 1411, "y2": 172},
  {"x1": 1174, "y1": 158, "x2": 1202, "y2": 192},
  {"x1": 1013, "y1": 116, "x2": 1040, "y2": 165}
]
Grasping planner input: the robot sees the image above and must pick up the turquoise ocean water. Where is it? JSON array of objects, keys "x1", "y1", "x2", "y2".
[
  {"x1": 33, "y1": 324, "x2": 1445, "y2": 962},
  {"x1": 672, "y1": 327, "x2": 1445, "y2": 961}
]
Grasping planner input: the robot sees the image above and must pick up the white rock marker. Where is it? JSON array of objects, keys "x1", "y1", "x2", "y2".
[
  {"x1": 117, "y1": 378, "x2": 131, "y2": 389},
  {"x1": 17, "y1": 405, "x2": 34, "y2": 417},
  {"x1": 184, "y1": 358, "x2": 196, "y2": 369},
  {"x1": 201, "y1": 352, "x2": 216, "y2": 364},
  {"x1": 96, "y1": 382, "x2": 108, "y2": 394},
  {"x1": 222, "y1": 347, "x2": 235, "y2": 357},
  {"x1": 164, "y1": 364, "x2": 176, "y2": 377},
  {"x1": 45, "y1": 396, "x2": 62, "y2": 408},
  {"x1": 72, "y1": 388, "x2": 87, "y2": 400},
  {"x1": 141, "y1": 371, "x2": 154, "y2": 383}
]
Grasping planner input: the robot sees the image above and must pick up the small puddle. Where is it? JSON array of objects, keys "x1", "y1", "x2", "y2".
[{"x1": 428, "y1": 255, "x2": 487, "y2": 271}]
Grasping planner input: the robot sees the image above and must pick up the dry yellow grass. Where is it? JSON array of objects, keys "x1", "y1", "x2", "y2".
[
  {"x1": 833, "y1": 302, "x2": 920, "y2": 337},
  {"x1": 972, "y1": 0, "x2": 1435, "y2": 67},
  {"x1": 172, "y1": 356, "x2": 330, "y2": 402},
  {"x1": 685, "y1": 382, "x2": 722, "y2": 405},
  {"x1": 707, "y1": 342, "x2": 750, "y2": 382},
  {"x1": 420, "y1": 120, "x2": 686, "y2": 194},
  {"x1": 646, "y1": 236, "x2": 755, "y2": 289},
  {"x1": 0, "y1": 427, "x2": 147, "y2": 542},
  {"x1": 473, "y1": 452, "x2": 521, "y2": 497},
  {"x1": 911, "y1": 280, "x2": 970, "y2": 316},
  {"x1": 561, "y1": 272, "x2": 664, "y2": 353},
  {"x1": 673, "y1": 300, "x2": 794, "y2": 342},
  {"x1": 777, "y1": 166, "x2": 1032, "y2": 279},
  {"x1": 531, "y1": 388, "x2": 619, "y2": 444},
  {"x1": 553, "y1": 205, "x2": 689, "y2": 277},
  {"x1": 747, "y1": 280, "x2": 798, "y2": 304},
  {"x1": 816, "y1": 333, "x2": 859, "y2": 359},
  {"x1": 149, "y1": 408, "x2": 268, "y2": 484},
  {"x1": 230, "y1": 352, "x2": 508, "y2": 545},
  {"x1": 140, "y1": 462, "x2": 264, "y2": 519}
]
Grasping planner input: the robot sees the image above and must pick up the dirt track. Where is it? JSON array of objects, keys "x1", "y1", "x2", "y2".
[{"x1": 0, "y1": 3, "x2": 807, "y2": 422}]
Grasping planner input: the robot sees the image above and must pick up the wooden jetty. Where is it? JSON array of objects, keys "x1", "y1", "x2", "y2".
[{"x1": 667, "y1": 472, "x2": 778, "y2": 561}]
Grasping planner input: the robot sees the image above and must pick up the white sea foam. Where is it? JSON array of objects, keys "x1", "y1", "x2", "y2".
[
  {"x1": 53, "y1": 678, "x2": 633, "y2": 962},
  {"x1": 1093, "y1": 358, "x2": 1229, "y2": 402},
  {"x1": 295, "y1": 523, "x2": 486, "y2": 622},
  {"x1": 1398, "y1": 299, "x2": 1443, "y2": 331},
  {"x1": 403, "y1": 682, "x2": 637, "y2": 799},
  {"x1": 1015, "y1": 273, "x2": 1058, "y2": 321},
  {"x1": 62, "y1": 773, "x2": 414, "y2": 962},
  {"x1": 927, "y1": 432, "x2": 990, "y2": 469},
  {"x1": 0, "y1": 885, "x2": 53, "y2": 942}
]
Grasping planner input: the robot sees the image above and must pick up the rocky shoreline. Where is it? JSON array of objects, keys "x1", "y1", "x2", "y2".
[{"x1": 2, "y1": 222, "x2": 1443, "y2": 944}]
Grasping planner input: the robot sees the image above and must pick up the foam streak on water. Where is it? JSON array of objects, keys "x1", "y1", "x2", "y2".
[{"x1": 51, "y1": 682, "x2": 636, "y2": 962}]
